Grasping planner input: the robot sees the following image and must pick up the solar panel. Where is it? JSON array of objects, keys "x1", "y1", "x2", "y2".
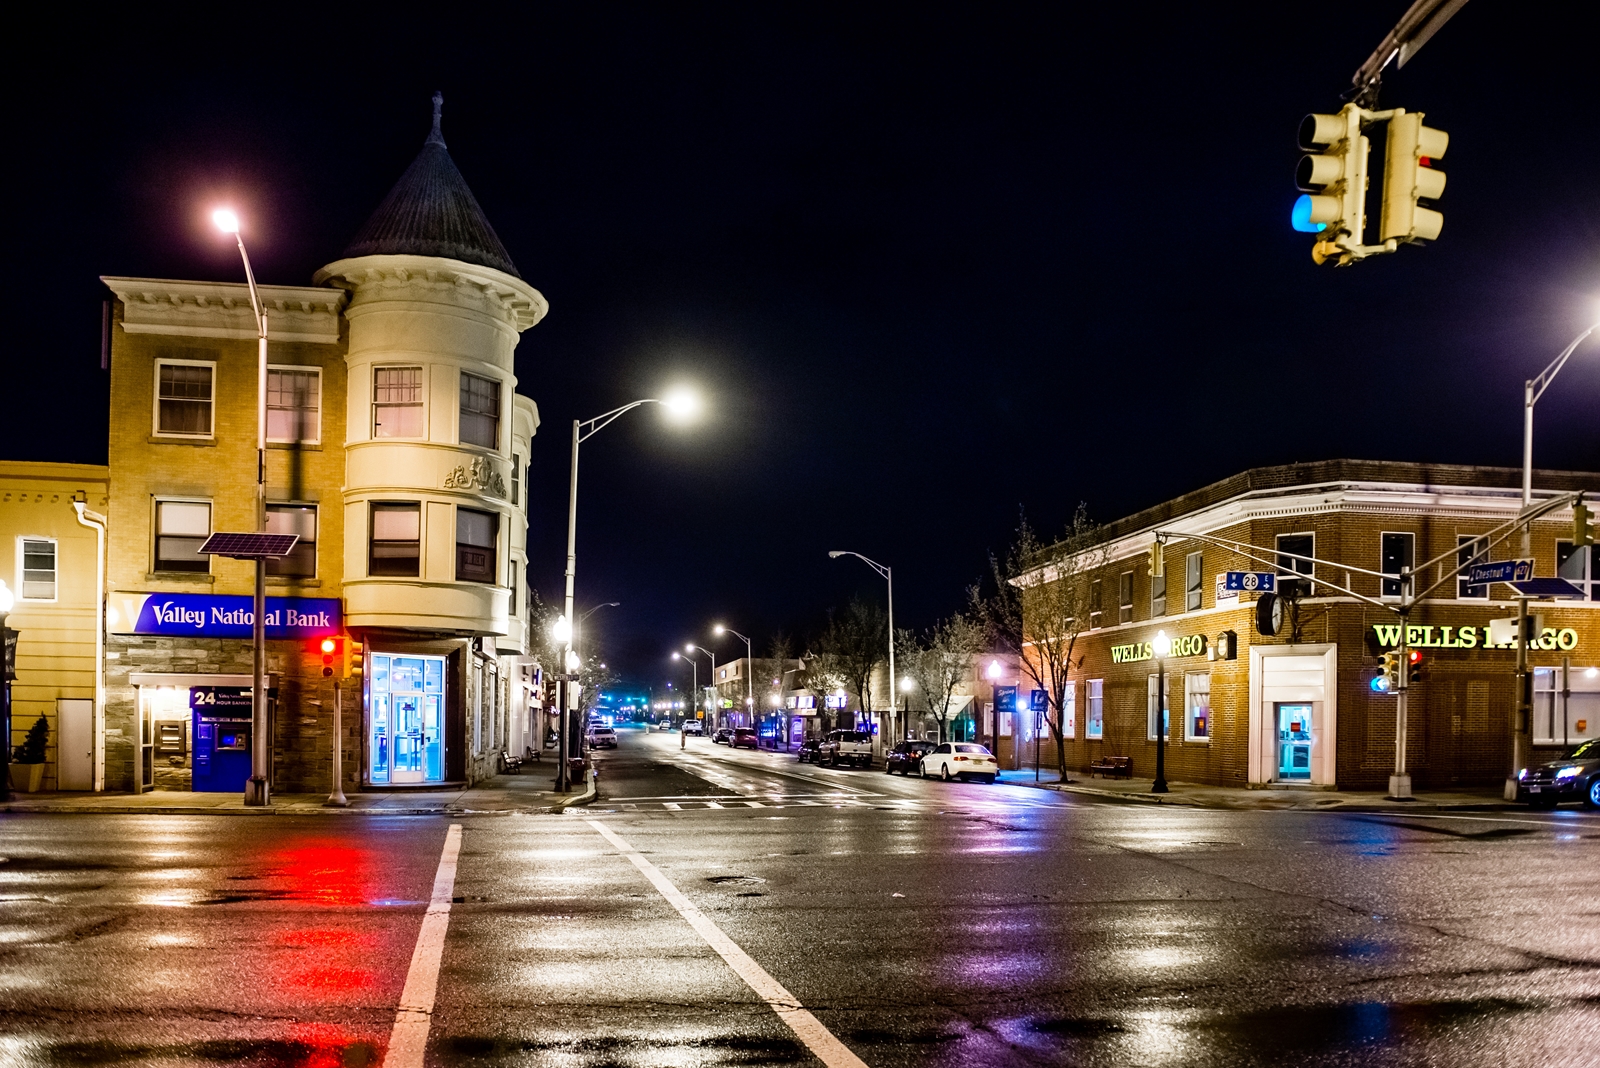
[
  {"x1": 199, "y1": 532, "x2": 300, "y2": 559},
  {"x1": 1509, "y1": 578, "x2": 1585, "y2": 600}
]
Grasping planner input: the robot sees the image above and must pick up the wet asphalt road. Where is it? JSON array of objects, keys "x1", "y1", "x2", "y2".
[{"x1": 3, "y1": 727, "x2": 1600, "y2": 1067}]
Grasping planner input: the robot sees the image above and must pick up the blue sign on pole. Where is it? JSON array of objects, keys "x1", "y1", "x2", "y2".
[
  {"x1": 1223, "y1": 571, "x2": 1276, "y2": 592},
  {"x1": 133, "y1": 595, "x2": 342, "y2": 638},
  {"x1": 1466, "y1": 559, "x2": 1534, "y2": 586},
  {"x1": 1029, "y1": 689, "x2": 1048, "y2": 713},
  {"x1": 994, "y1": 685, "x2": 1018, "y2": 713}
]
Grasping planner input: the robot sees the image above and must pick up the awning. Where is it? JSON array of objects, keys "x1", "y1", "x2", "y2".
[{"x1": 941, "y1": 695, "x2": 974, "y2": 718}]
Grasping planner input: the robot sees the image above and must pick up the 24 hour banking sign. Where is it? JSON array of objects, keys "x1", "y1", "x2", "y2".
[{"x1": 129, "y1": 594, "x2": 341, "y2": 638}]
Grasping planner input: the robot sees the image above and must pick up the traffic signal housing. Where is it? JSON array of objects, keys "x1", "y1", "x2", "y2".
[
  {"x1": 1407, "y1": 649, "x2": 1425, "y2": 685},
  {"x1": 319, "y1": 637, "x2": 340, "y2": 678},
  {"x1": 1293, "y1": 106, "x2": 1370, "y2": 264},
  {"x1": 1575, "y1": 496, "x2": 1594, "y2": 547},
  {"x1": 346, "y1": 638, "x2": 365, "y2": 680},
  {"x1": 1375, "y1": 651, "x2": 1400, "y2": 692},
  {"x1": 1148, "y1": 540, "x2": 1164, "y2": 579},
  {"x1": 1380, "y1": 111, "x2": 1448, "y2": 243}
]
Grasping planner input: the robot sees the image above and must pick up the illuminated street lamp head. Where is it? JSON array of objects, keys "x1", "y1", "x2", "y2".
[
  {"x1": 1153, "y1": 630, "x2": 1171, "y2": 658},
  {"x1": 827, "y1": 551, "x2": 844, "y2": 558},
  {"x1": 212, "y1": 209, "x2": 240, "y2": 234},
  {"x1": 672, "y1": 652, "x2": 681, "y2": 660},
  {"x1": 900, "y1": 676, "x2": 914, "y2": 692},
  {"x1": 986, "y1": 659, "x2": 1002, "y2": 680},
  {"x1": 685, "y1": 643, "x2": 695, "y2": 654},
  {"x1": 551, "y1": 615, "x2": 572, "y2": 643},
  {"x1": 713, "y1": 624, "x2": 725, "y2": 635},
  {"x1": 564, "y1": 649, "x2": 581, "y2": 672},
  {"x1": 660, "y1": 387, "x2": 702, "y2": 423}
]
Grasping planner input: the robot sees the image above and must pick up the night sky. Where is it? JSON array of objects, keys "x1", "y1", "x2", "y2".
[{"x1": 11, "y1": 5, "x2": 1598, "y2": 687}]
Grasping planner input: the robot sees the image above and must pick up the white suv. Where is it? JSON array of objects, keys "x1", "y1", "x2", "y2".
[{"x1": 586, "y1": 726, "x2": 617, "y2": 749}]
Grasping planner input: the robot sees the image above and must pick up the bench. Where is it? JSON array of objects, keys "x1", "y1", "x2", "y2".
[{"x1": 1088, "y1": 755, "x2": 1133, "y2": 779}]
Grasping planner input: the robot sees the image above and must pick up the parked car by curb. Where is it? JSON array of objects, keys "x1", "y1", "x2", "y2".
[
  {"x1": 818, "y1": 729, "x2": 873, "y2": 768},
  {"x1": 920, "y1": 742, "x2": 997, "y2": 782}
]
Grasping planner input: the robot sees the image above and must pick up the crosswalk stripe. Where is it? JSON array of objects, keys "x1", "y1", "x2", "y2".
[
  {"x1": 704, "y1": 801, "x2": 725, "y2": 809},
  {"x1": 743, "y1": 801, "x2": 766, "y2": 808},
  {"x1": 663, "y1": 802, "x2": 682, "y2": 810}
]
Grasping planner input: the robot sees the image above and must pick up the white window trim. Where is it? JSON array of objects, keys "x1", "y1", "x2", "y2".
[
  {"x1": 1185, "y1": 550, "x2": 1203, "y2": 612},
  {"x1": 266, "y1": 364, "x2": 322, "y2": 445},
  {"x1": 1184, "y1": 671, "x2": 1212, "y2": 743},
  {"x1": 1379, "y1": 530, "x2": 1414, "y2": 602},
  {"x1": 265, "y1": 502, "x2": 318, "y2": 579},
  {"x1": 1086, "y1": 678, "x2": 1104, "y2": 739},
  {"x1": 1275, "y1": 531, "x2": 1316, "y2": 589},
  {"x1": 152, "y1": 497, "x2": 213, "y2": 575},
  {"x1": 152, "y1": 358, "x2": 217, "y2": 439},
  {"x1": 372, "y1": 365, "x2": 427, "y2": 441},
  {"x1": 1061, "y1": 680, "x2": 1077, "y2": 739},
  {"x1": 17, "y1": 536, "x2": 59, "y2": 603},
  {"x1": 458, "y1": 370, "x2": 503, "y2": 453},
  {"x1": 1147, "y1": 674, "x2": 1172, "y2": 741}
]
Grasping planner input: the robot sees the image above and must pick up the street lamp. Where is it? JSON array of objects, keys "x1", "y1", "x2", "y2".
[
  {"x1": 560, "y1": 389, "x2": 700, "y2": 785},
  {"x1": 0, "y1": 579, "x2": 13, "y2": 803},
  {"x1": 1508, "y1": 318, "x2": 1600, "y2": 798},
  {"x1": 683, "y1": 643, "x2": 715, "y2": 728},
  {"x1": 213, "y1": 209, "x2": 273, "y2": 807},
  {"x1": 828, "y1": 551, "x2": 895, "y2": 746},
  {"x1": 713, "y1": 624, "x2": 753, "y2": 733},
  {"x1": 1152, "y1": 629, "x2": 1171, "y2": 794},
  {"x1": 672, "y1": 650, "x2": 697, "y2": 748}
]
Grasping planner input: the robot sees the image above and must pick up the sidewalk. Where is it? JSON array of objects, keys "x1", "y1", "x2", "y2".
[
  {"x1": 1005, "y1": 769, "x2": 1518, "y2": 812},
  {"x1": 0, "y1": 767, "x2": 587, "y2": 816}
]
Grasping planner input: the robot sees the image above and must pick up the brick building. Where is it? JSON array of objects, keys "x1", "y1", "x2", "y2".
[{"x1": 1018, "y1": 461, "x2": 1600, "y2": 791}]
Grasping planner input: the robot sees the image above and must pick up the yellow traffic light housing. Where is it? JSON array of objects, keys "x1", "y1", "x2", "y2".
[
  {"x1": 1294, "y1": 106, "x2": 1371, "y2": 263},
  {"x1": 1380, "y1": 111, "x2": 1448, "y2": 243},
  {"x1": 1148, "y1": 540, "x2": 1164, "y2": 579},
  {"x1": 1575, "y1": 496, "x2": 1594, "y2": 548},
  {"x1": 345, "y1": 638, "x2": 365, "y2": 679}
]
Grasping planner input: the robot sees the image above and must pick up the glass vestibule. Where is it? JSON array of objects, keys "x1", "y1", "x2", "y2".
[
  {"x1": 1276, "y1": 703, "x2": 1313, "y2": 781},
  {"x1": 368, "y1": 653, "x2": 446, "y2": 785}
]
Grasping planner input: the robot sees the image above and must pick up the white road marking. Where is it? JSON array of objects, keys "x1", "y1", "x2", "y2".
[
  {"x1": 381, "y1": 823, "x2": 463, "y2": 1068},
  {"x1": 663, "y1": 802, "x2": 682, "y2": 810},
  {"x1": 704, "y1": 801, "x2": 725, "y2": 809},
  {"x1": 743, "y1": 800, "x2": 766, "y2": 808},
  {"x1": 587, "y1": 820, "x2": 869, "y2": 1068},
  {"x1": 1337, "y1": 810, "x2": 1600, "y2": 828}
]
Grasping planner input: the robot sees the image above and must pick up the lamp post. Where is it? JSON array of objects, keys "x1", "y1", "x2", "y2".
[
  {"x1": 1507, "y1": 319, "x2": 1600, "y2": 799},
  {"x1": 672, "y1": 651, "x2": 698, "y2": 734},
  {"x1": 550, "y1": 613, "x2": 572, "y2": 790},
  {"x1": 899, "y1": 675, "x2": 914, "y2": 746},
  {"x1": 985, "y1": 658, "x2": 1003, "y2": 754},
  {"x1": 213, "y1": 209, "x2": 273, "y2": 807},
  {"x1": 1152, "y1": 629, "x2": 1171, "y2": 794},
  {"x1": 713, "y1": 624, "x2": 753, "y2": 733},
  {"x1": 828, "y1": 551, "x2": 894, "y2": 747},
  {"x1": 561, "y1": 389, "x2": 699, "y2": 786},
  {"x1": 683, "y1": 643, "x2": 715, "y2": 729},
  {"x1": 0, "y1": 579, "x2": 13, "y2": 803}
]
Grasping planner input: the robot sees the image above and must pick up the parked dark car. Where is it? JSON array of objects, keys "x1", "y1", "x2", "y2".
[
  {"x1": 796, "y1": 737, "x2": 823, "y2": 763},
  {"x1": 885, "y1": 740, "x2": 937, "y2": 775},
  {"x1": 712, "y1": 728, "x2": 733, "y2": 745},
  {"x1": 731, "y1": 727, "x2": 759, "y2": 750},
  {"x1": 1518, "y1": 738, "x2": 1600, "y2": 808}
]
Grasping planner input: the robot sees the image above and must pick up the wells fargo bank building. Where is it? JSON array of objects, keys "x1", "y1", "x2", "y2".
[
  {"x1": 1023, "y1": 461, "x2": 1600, "y2": 791},
  {"x1": 90, "y1": 113, "x2": 546, "y2": 794}
]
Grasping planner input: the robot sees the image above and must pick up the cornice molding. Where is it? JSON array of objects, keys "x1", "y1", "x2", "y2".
[
  {"x1": 313, "y1": 254, "x2": 548, "y2": 332},
  {"x1": 101, "y1": 277, "x2": 345, "y2": 344}
]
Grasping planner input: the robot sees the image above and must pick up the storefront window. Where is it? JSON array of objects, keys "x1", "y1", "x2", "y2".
[
  {"x1": 1147, "y1": 674, "x2": 1171, "y2": 740},
  {"x1": 1086, "y1": 678, "x2": 1103, "y2": 739},
  {"x1": 1533, "y1": 666, "x2": 1600, "y2": 746},
  {"x1": 1061, "y1": 681, "x2": 1076, "y2": 738},
  {"x1": 1186, "y1": 672, "x2": 1211, "y2": 740}
]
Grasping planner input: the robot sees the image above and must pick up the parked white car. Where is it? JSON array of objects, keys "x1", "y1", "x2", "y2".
[
  {"x1": 920, "y1": 742, "x2": 998, "y2": 783},
  {"x1": 587, "y1": 726, "x2": 618, "y2": 749}
]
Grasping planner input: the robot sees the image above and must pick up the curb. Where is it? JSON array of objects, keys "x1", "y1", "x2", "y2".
[
  {"x1": 1003, "y1": 776, "x2": 1523, "y2": 813},
  {"x1": 552, "y1": 769, "x2": 599, "y2": 813},
  {"x1": 0, "y1": 803, "x2": 546, "y2": 817}
]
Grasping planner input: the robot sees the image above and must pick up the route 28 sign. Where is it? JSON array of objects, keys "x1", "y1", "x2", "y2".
[{"x1": 1223, "y1": 572, "x2": 1277, "y2": 592}]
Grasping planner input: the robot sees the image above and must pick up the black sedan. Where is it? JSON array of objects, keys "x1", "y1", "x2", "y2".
[
  {"x1": 885, "y1": 740, "x2": 936, "y2": 775},
  {"x1": 796, "y1": 737, "x2": 823, "y2": 763},
  {"x1": 712, "y1": 728, "x2": 733, "y2": 744},
  {"x1": 1518, "y1": 738, "x2": 1600, "y2": 808}
]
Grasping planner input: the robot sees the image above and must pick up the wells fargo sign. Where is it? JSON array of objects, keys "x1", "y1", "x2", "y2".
[
  {"x1": 1111, "y1": 633, "x2": 1208, "y2": 664},
  {"x1": 1372, "y1": 623, "x2": 1580, "y2": 652}
]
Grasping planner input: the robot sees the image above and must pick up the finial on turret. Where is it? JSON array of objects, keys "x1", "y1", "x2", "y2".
[{"x1": 428, "y1": 91, "x2": 446, "y2": 147}]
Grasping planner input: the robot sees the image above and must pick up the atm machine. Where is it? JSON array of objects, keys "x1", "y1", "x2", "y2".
[{"x1": 191, "y1": 686, "x2": 254, "y2": 792}]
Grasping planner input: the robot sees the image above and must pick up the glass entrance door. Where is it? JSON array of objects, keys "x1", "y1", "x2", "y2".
[
  {"x1": 368, "y1": 652, "x2": 447, "y2": 785},
  {"x1": 1276, "y1": 702, "x2": 1313, "y2": 781}
]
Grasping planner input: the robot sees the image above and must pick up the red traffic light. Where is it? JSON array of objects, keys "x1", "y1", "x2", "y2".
[
  {"x1": 1408, "y1": 650, "x2": 1422, "y2": 663},
  {"x1": 320, "y1": 638, "x2": 337, "y2": 655}
]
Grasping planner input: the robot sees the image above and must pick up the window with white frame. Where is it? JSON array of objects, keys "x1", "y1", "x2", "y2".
[
  {"x1": 155, "y1": 361, "x2": 214, "y2": 436},
  {"x1": 19, "y1": 538, "x2": 57, "y2": 600},
  {"x1": 1533, "y1": 666, "x2": 1600, "y2": 746},
  {"x1": 154, "y1": 500, "x2": 211, "y2": 573},
  {"x1": 1381, "y1": 532, "x2": 1414, "y2": 598},
  {"x1": 1276, "y1": 533, "x2": 1314, "y2": 598},
  {"x1": 1457, "y1": 535, "x2": 1490, "y2": 599},
  {"x1": 265, "y1": 504, "x2": 316, "y2": 578},
  {"x1": 1557, "y1": 542, "x2": 1598, "y2": 602},
  {"x1": 374, "y1": 367, "x2": 424, "y2": 438},
  {"x1": 1118, "y1": 571, "x2": 1133, "y2": 624},
  {"x1": 1147, "y1": 674, "x2": 1171, "y2": 740},
  {"x1": 459, "y1": 372, "x2": 501, "y2": 450},
  {"x1": 1185, "y1": 551, "x2": 1203, "y2": 611},
  {"x1": 456, "y1": 508, "x2": 498, "y2": 584},
  {"x1": 1061, "y1": 680, "x2": 1077, "y2": 738},
  {"x1": 511, "y1": 453, "x2": 521, "y2": 507},
  {"x1": 1086, "y1": 678, "x2": 1104, "y2": 739},
  {"x1": 370, "y1": 502, "x2": 421, "y2": 576},
  {"x1": 1185, "y1": 671, "x2": 1211, "y2": 741},
  {"x1": 266, "y1": 367, "x2": 321, "y2": 443},
  {"x1": 1090, "y1": 579, "x2": 1103, "y2": 630},
  {"x1": 1151, "y1": 569, "x2": 1166, "y2": 618}
]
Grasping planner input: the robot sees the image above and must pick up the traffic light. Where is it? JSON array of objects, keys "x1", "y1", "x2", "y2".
[
  {"x1": 1380, "y1": 111, "x2": 1448, "y2": 243},
  {"x1": 1376, "y1": 651, "x2": 1400, "y2": 692},
  {"x1": 1575, "y1": 496, "x2": 1594, "y2": 547},
  {"x1": 1293, "y1": 105, "x2": 1370, "y2": 264},
  {"x1": 1407, "y1": 649, "x2": 1425, "y2": 685},
  {"x1": 319, "y1": 637, "x2": 340, "y2": 678},
  {"x1": 1148, "y1": 540, "x2": 1164, "y2": 579},
  {"x1": 346, "y1": 638, "x2": 365, "y2": 680}
]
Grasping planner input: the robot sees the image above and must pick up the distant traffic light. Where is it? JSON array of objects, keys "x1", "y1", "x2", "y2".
[
  {"x1": 1407, "y1": 649, "x2": 1424, "y2": 685},
  {"x1": 1293, "y1": 106, "x2": 1370, "y2": 264},
  {"x1": 1380, "y1": 111, "x2": 1448, "y2": 243},
  {"x1": 1575, "y1": 496, "x2": 1594, "y2": 547},
  {"x1": 320, "y1": 637, "x2": 340, "y2": 678},
  {"x1": 346, "y1": 638, "x2": 364, "y2": 680},
  {"x1": 1148, "y1": 540, "x2": 1165, "y2": 579},
  {"x1": 1377, "y1": 651, "x2": 1400, "y2": 692}
]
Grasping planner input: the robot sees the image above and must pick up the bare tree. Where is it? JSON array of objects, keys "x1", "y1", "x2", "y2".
[
  {"x1": 974, "y1": 504, "x2": 1109, "y2": 779},
  {"x1": 758, "y1": 632, "x2": 795, "y2": 741},
  {"x1": 898, "y1": 613, "x2": 986, "y2": 743},
  {"x1": 835, "y1": 596, "x2": 887, "y2": 716},
  {"x1": 797, "y1": 644, "x2": 850, "y2": 733}
]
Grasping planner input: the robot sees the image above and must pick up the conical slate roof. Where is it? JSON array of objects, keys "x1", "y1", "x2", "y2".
[{"x1": 341, "y1": 93, "x2": 520, "y2": 278}]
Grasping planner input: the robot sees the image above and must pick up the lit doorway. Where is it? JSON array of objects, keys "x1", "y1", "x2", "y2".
[
  {"x1": 1276, "y1": 702, "x2": 1313, "y2": 781},
  {"x1": 368, "y1": 653, "x2": 446, "y2": 785}
]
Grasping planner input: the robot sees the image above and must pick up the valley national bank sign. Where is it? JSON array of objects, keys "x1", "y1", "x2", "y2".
[{"x1": 117, "y1": 593, "x2": 341, "y2": 639}]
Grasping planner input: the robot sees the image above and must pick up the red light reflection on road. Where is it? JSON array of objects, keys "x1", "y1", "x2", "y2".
[{"x1": 262, "y1": 839, "x2": 384, "y2": 1001}]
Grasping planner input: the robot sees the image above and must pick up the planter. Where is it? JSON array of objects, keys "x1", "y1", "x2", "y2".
[{"x1": 8, "y1": 763, "x2": 44, "y2": 793}]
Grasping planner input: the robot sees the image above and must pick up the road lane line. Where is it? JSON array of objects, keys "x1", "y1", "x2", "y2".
[
  {"x1": 663, "y1": 802, "x2": 682, "y2": 810},
  {"x1": 743, "y1": 800, "x2": 766, "y2": 807},
  {"x1": 587, "y1": 820, "x2": 869, "y2": 1068},
  {"x1": 382, "y1": 822, "x2": 463, "y2": 1068}
]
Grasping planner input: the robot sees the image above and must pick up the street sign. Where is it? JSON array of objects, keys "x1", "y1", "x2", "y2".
[
  {"x1": 1467, "y1": 559, "x2": 1534, "y2": 586},
  {"x1": 1028, "y1": 689, "x2": 1048, "y2": 713},
  {"x1": 1223, "y1": 571, "x2": 1276, "y2": 592}
]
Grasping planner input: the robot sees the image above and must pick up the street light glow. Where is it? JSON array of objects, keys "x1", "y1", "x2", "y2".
[
  {"x1": 986, "y1": 659, "x2": 1002, "y2": 680},
  {"x1": 1153, "y1": 630, "x2": 1171, "y2": 658},
  {"x1": 212, "y1": 208, "x2": 240, "y2": 234},
  {"x1": 713, "y1": 624, "x2": 725, "y2": 634},
  {"x1": 660, "y1": 387, "x2": 702, "y2": 422},
  {"x1": 551, "y1": 615, "x2": 572, "y2": 643},
  {"x1": 565, "y1": 649, "x2": 581, "y2": 672}
]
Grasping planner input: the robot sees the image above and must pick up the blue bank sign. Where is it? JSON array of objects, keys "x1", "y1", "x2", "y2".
[{"x1": 132, "y1": 595, "x2": 341, "y2": 638}]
